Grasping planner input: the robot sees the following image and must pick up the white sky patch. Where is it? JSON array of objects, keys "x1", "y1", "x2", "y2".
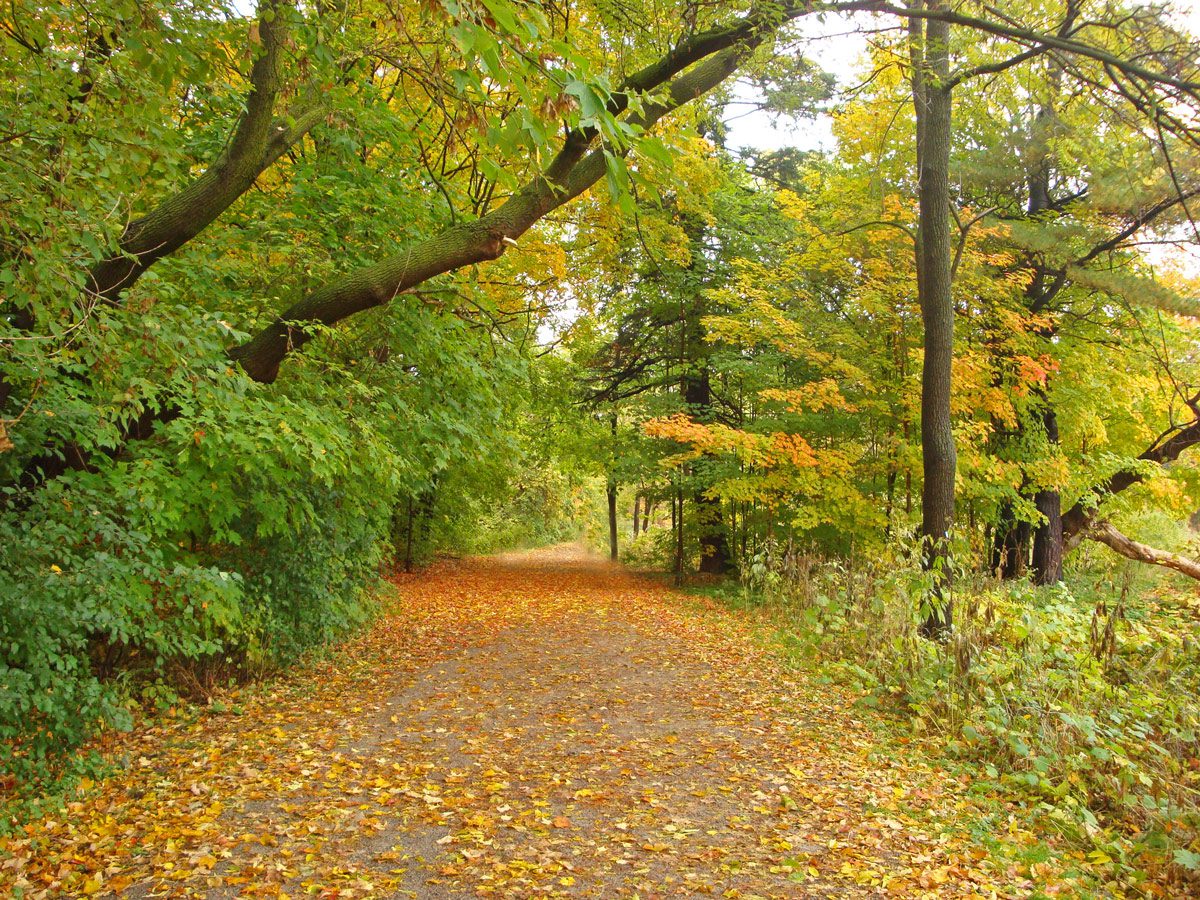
[
  {"x1": 727, "y1": 3, "x2": 1200, "y2": 151},
  {"x1": 725, "y1": 11, "x2": 870, "y2": 154}
]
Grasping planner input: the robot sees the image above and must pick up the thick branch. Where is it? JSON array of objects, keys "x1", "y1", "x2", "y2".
[
  {"x1": 947, "y1": 1, "x2": 1080, "y2": 88},
  {"x1": 1088, "y1": 521, "x2": 1200, "y2": 580},
  {"x1": 86, "y1": 0, "x2": 322, "y2": 302},
  {"x1": 517, "y1": 1, "x2": 816, "y2": 186},
  {"x1": 230, "y1": 23, "x2": 793, "y2": 383},
  {"x1": 618, "y1": 1, "x2": 812, "y2": 98}
]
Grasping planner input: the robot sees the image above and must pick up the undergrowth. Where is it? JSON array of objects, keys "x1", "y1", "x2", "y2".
[{"x1": 707, "y1": 540, "x2": 1200, "y2": 895}]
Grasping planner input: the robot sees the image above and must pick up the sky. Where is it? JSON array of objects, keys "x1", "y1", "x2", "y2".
[{"x1": 725, "y1": 12, "x2": 868, "y2": 154}]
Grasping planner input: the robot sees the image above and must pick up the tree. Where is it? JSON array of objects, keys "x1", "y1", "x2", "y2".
[
  {"x1": 909, "y1": 0, "x2": 956, "y2": 635},
  {"x1": 880, "y1": 0, "x2": 1200, "y2": 609}
]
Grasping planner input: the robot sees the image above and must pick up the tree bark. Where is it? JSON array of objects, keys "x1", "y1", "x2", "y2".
[
  {"x1": 404, "y1": 496, "x2": 415, "y2": 574},
  {"x1": 912, "y1": 2, "x2": 956, "y2": 636},
  {"x1": 1031, "y1": 401, "x2": 1064, "y2": 583},
  {"x1": 608, "y1": 411, "x2": 619, "y2": 561},
  {"x1": 696, "y1": 505, "x2": 730, "y2": 572},
  {"x1": 990, "y1": 503, "x2": 1030, "y2": 578},
  {"x1": 684, "y1": 360, "x2": 730, "y2": 575},
  {"x1": 885, "y1": 467, "x2": 897, "y2": 538},
  {"x1": 673, "y1": 482, "x2": 684, "y2": 586},
  {"x1": 632, "y1": 494, "x2": 641, "y2": 538},
  {"x1": 607, "y1": 481, "x2": 619, "y2": 561},
  {"x1": 1089, "y1": 521, "x2": 1200, "y2": 580}
]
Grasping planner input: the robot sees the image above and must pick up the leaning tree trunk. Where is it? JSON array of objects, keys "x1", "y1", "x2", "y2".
[
  {"x1": 7, "y1": 2, "x2": 822, "y2": 497},
  {"x1": 1089, "y1": 522, "x2": 1200, "y2": 580},
  {"x1": 912, "y1": 3, "x2": 956, "y2": 636},
  {"x1": 228, "y1": 9, "x2": 810, "y2": 384}
]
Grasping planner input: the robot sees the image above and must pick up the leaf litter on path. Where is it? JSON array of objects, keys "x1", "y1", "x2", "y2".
[{"x1": 3, "y1": 544, "x2": 1083, "y2": 897}]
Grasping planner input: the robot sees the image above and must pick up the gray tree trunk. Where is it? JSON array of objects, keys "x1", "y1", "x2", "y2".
[{"x1": 912, "y1": 2, "x2": 956, "y2": 636}]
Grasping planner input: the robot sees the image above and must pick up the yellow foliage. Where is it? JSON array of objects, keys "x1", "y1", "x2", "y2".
[
  {"x1": 760, "y1": 379, "x2": 857, "y2": 414},
  {"x1": 643, "y1": 415, "x2": 818, "y2": 472}
]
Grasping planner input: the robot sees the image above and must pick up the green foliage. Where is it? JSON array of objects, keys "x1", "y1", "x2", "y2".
[
  {"x1": 0, "y1": 361, "x2": 401, "y2": 777},
  {"x1": 421, "y1": 461, "x2": 586, "y2": 558}
]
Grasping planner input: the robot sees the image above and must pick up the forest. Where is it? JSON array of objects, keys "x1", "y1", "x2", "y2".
[{"x1": 4, "y1": 0, "x2": 1200, "y2": 895}]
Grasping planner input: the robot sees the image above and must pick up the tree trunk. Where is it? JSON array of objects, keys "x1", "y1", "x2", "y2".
[
  {"x1": 990, "y1": 502, "x2": 1031, "y2": 578},
  {"x1": 697, "y1": 506, "x2": 730, "y2": 573},
  {"x1": 1032, "y1": 402, "x2": 1064, "y2": 584},
  {"x1": 885, "y1": 467, "x2": 897, "y2": 538},
  {"x1": 684, "y1": 367, "x2": 729, "y2": 575},
  {"x1": 607, "y1": 411, "x2": 619, "y2": 561},
  {"x1": 674, "y1": 482, "x2": 685, "y2": 586},
  {"x1": 728, "y1": 500, "x2": 737, "y2": 565},
  {"x1": 607, "y1": 481, "x2": 619, "y2": 561},
  {"x1": 1020, "y1": 89, "x2": 1066, "y2": 587},
  {"x1": 741, "y1": 502, "x2": 749, "y2": 558},
  {"x1": 404, "y1": 497, "x2": 416, "y2": 574},
  {"x1": 632, "y1": 494, "x2": 641, "y2": 538},
  {"x1": 912, "y1": 3, "x2": 956, "y2": 636},
  {"x1": 1032, "y1": 489, "x2": 1063, "y2": 584}
]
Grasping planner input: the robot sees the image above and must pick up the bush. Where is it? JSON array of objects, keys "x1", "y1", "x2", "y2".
[{"x1": 0, "y1": 373, "x2": 402, "y2": 787}]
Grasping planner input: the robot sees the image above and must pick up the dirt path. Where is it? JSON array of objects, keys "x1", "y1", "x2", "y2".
[{"x1": 4, "y1": 546, "x2": 1015, "y2": 898}]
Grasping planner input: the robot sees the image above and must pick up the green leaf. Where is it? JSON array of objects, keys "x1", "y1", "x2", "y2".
[{"x1": 1174, "y1": 848, "x2": 1200, "y2": 871}]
